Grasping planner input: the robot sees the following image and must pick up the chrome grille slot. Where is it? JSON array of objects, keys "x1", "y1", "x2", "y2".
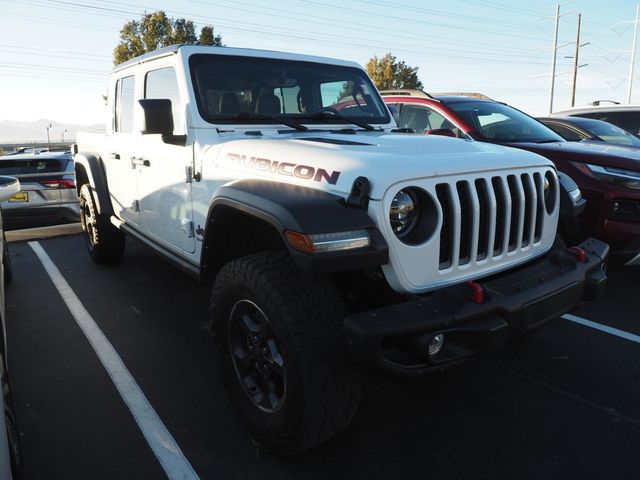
[{"x1": 435, "y1": 171, "x2": 552, "y2": 272}]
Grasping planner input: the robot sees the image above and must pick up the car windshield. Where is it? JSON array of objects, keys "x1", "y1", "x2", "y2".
[
  {"x1": 581, "y1": 119, "x2": 640, "y2": 146},
  {"x1": 189, "y1": 54, "x2": 390, "y2": 126},
  {"x1": 446, "y1": 100, "x2": 564, "y2": 143}
]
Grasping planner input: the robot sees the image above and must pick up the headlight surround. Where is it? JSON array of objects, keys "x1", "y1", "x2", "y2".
[
  {"x1": 572, "y1": 162, "x2": 640, "y2": 190},
  {"x1": 388, "y1": 187, "x2": 439, "y2": 245},
  {"x1": 389, "y1": 189, "x2": 418, "y2": 236},
  {"x1": 543, "y1": 170, "x2": 557, "y2": 214}
]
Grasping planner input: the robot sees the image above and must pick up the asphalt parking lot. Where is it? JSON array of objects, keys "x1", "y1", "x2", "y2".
[{"x1": 5, "y1": 232, "x2": 640, "y2": 479}]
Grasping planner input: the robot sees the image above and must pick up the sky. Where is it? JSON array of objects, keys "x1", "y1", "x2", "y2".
[{"x1": 2, "y1": 0, "x2": 640, "y2": 132}]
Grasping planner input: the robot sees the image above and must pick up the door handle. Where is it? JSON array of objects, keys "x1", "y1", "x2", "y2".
[
  {"x1": 109, "y1": 152, "x2": 120, "y2": 160},
  {"x1": 131, "y1": 157, "x2": 151, "y2": 167}
]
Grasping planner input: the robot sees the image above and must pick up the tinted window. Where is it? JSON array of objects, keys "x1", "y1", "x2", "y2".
[
  {"x1": 115, "y1": 75, "x2": 135, "y2": 134},
  {"x1": 576, "y1": 111, "x2": 640, "y2": 137},
  {"x1": 544, "y1": 122, "x2": 585, "y2": 142},
  {"x1": 190, "y1": 54, "x2": 390, "y2": 125},
  {"x1": 145, "y1": 67, "x2": 183, "y2": 129},
  {"x1": 447, "y1": 101, "x2": 563, "y2": 143},
  {"x1": 398, "y1": 104, "x2": 463, "y2": 136}
]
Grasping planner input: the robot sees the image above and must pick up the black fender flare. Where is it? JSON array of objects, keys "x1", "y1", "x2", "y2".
[
  {"x1": 200, "y1": 179, "x2": 389, "y2": 274},
  {"x1": 74, "y1": 151, "x2": 114, "y2": 216}
]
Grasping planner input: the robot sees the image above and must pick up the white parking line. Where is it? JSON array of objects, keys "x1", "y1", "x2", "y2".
[
  {"x1": 562, "y1": 313, "x2": 640, "y2": 344},
  {"x1": 28, "y1": 241, "x2": 200, "y2": 480}
]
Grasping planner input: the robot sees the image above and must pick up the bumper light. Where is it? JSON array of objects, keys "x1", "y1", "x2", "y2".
[
  {"x1": 428, "y1": 334, "x2": 445, "y2": 356},
  {"x1": 285, "y1": 229, "x2": 370, "y2": 254}
]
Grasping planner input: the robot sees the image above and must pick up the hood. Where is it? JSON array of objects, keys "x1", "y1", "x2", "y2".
[
  {"x1": 502, "y1": 140, "x2": 640, "y2": 172},
  {"x1": 208, "y1": 132, "x2": 554, "y2": 200}
]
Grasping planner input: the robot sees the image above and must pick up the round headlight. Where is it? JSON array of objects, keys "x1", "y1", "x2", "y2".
[{"x1": 390, "y1": 189, "x2": 418, "y2": 236}]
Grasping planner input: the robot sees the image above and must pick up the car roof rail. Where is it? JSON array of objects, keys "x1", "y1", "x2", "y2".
[
  {"x1": 591, "y1": 99, "x2": 621, "y2": 106},
  {"x1": 431, "y1": 92, "x2": 494, "y2": 100},
  {"x1": 379, "y1": 89, "x2": 436, "y2": 100}
]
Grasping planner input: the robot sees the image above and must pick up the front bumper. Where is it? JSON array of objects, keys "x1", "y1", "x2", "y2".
[{"x1": 344, "y1": 238, "x2": 608, "y2": 376}]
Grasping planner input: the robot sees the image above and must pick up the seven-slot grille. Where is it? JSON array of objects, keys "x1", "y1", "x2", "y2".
[{"x1": 436, "y1": 172, "x2": 550, "y2": 270}]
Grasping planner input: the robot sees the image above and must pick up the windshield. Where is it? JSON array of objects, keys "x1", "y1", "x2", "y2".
[
  {"x1": 189, "y1": 54, "x2": 390, "y2": 126},
  {"x1": 446, "y1": 100, "x2": 564, "y2": 143},
  {"x1": 582, "y1": 119, "x2": 640, "y2": 147}
]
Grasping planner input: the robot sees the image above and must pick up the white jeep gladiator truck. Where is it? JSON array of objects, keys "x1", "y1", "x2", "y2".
[{"x1": 74, "y1": 45, "x2": 608, "y2": 454}]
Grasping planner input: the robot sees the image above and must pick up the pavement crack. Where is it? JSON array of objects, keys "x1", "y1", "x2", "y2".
[{"x1": 489, "y1": 356, "x2": 640, "y2": 429}]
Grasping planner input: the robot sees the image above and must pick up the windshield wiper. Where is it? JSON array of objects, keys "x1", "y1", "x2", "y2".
[
  {"x1": 234, "y1": 113, "x2": 308, "y2": 131},
  {"x1": 535, "y1": 139, "x2": 562, "y2": 144},
  {"x1": 297, "y1": 112, "x2": 376, "y2": 131}
]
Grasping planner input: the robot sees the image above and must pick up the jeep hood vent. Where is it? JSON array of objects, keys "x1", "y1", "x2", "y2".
[{"x1": 297, "y1": 137, "x2": 373, "y2": 146}]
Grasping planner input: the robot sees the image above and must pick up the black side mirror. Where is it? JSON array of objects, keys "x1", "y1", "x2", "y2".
[{"x1": 138, "y1": 99, "x2": 186, "y2": 146}]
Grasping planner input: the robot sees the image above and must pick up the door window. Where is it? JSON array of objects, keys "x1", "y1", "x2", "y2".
[
  {"x1": 114, "y1": 75, "x2": 135, "y2": 134},
  {"x1": 145, "y1": 67, "x2": 183, "y2": 130}
]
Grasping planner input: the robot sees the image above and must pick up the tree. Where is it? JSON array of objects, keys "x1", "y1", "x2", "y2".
[
  {"x1": 365, "y1": 53, "x2": 423, "y2": 91},
  {"x1": 113, "y1": 10, "x2": 223, "y2": 65}
]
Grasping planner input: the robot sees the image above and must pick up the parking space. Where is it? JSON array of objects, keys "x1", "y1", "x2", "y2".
[{"x1": 6, "y1": 233, "x2": 640, "y2": 479}]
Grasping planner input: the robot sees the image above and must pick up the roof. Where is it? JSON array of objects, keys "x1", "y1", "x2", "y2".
[
  {"x1": 113, "y1": 44, "x2": 362, "y2": 73},
  {"x1": 553, "y1": 103, "x2": 640, "y2": 115},
  {"x1": 0, "y1": 151, "x2": 72, "y2": 161}
]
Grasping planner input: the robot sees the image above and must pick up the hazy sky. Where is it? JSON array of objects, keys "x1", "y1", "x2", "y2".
[{"x1": 1, "y1": 0, "x2": 640, "y2": 128}]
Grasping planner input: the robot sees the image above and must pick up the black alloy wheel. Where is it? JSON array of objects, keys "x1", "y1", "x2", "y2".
[{"x1": 228, "y1": 299, "x2": 286, "y2": 413}]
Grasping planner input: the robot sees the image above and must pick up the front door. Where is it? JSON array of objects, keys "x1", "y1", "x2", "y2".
[{"x1": 136, "y1": 65, "x2": 195, "y2": 254}]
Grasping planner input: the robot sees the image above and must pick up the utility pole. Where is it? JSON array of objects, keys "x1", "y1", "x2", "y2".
[
  {"x1": 627, "y1": 4, "x2": 640, "y2": 104},
  {"x1": 549, "y1": 5, "x2": 561, "y2": 114},
  {"x1": 46, "y1": 123, "x2": 52, "y2": 147},
  {"x1": 571, "y1": 14, "x2": 582, "y2": 107}
]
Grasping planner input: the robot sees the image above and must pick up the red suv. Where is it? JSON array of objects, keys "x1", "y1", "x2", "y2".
[{"x1": 381, "y1": 90, "x2": 640, "y2": 265}]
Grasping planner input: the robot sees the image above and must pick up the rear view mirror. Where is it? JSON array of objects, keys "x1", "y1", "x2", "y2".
[
  {"x1": 138, "y1": 99, "x2": 186, "y2": 146},
  {"x1": 0, "y1": 177, "x2": 20, "y2": 202}
]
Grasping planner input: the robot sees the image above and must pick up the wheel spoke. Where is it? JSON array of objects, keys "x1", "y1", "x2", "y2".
[{"x1": 240, "y1": 313, "x2": 261, "y2": 337}]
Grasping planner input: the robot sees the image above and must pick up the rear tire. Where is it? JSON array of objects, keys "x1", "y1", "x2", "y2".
[
  {"x1": 211, "y1": 251, "x2": 362, "y2": 455},
  {"x1": 79, "y1": 184, "x2": 125, "y2": 264}
]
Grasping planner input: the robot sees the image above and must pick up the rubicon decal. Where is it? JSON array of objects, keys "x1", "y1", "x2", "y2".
[{"x1": 226, "y1": 153, "x2": 341, "y2": 185}]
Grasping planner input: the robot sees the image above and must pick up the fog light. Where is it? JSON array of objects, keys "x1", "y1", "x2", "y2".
[{"x1": 428, "y1": 334, "x2": 445, "y2": 356}]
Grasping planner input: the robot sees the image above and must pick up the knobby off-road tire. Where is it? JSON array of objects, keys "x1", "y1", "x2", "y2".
[
  {"x1": 79, "y1": 184, "x2": 125, "y2": 264},
  {"x1": 211, "y1": 250, "x2": 362, "y2": 455}
]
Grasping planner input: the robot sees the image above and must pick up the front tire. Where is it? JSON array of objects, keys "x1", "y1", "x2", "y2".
[
  {"x1": 79, "y1": 184, "x2": 125, "y2": 264},
  {"x1": 211, "y1": 251, "x2": 362, "y2": 455}
]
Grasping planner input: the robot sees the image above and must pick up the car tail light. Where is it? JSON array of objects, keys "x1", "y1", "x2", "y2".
[{"x1": 40, "y1": 179, "x2": 76, "y2": 189}]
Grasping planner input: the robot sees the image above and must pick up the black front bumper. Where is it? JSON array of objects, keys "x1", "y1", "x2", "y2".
[{"x1": 344, "y1": 238, "x2": 608, "y2": 377}]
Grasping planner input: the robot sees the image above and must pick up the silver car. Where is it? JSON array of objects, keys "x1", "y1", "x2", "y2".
[{"x1": 0, "y1": 149, "x2": 79, "y2": 226}]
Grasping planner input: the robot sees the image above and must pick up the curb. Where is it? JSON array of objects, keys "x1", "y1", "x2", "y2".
[{"x1": 6, "y1": 223, "x2": 82, "y2": 243}]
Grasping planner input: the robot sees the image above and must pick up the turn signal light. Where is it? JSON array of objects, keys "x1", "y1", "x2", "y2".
[{"x1": 285, "y1": 229, "x2": 370, "y2": 254}]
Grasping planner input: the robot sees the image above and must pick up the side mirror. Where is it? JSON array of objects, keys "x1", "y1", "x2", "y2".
[
  {"x1": 138, "y1": 99, "x2": 186, "y2": 146},
  {"x1": 0, "y1": 177, "x2": 20, "y2": 202},
  {"x1": 424, "y1": 128, "x2": 457, "y2": 138}
]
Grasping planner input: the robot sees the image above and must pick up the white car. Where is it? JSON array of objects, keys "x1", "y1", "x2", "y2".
[
  {"x1": 74, "y1": 45, "x2": 608, "y2": 454},
  {"x1": 554, "y1": 101, "x2": 640, "y2": 137}
]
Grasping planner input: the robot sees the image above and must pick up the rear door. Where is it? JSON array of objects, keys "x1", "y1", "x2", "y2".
[{"x1": 104, "y1": 73, "x2": 140, "y2": 225}]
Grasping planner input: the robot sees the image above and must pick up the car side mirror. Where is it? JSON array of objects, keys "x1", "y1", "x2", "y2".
[
  {"x1": 0, "y1": 176, "x2": 20, "y2": 202},
  {"x1": 425, "y1": 128, "x2": 457, "y2": 138},
  {"x1": 138, "y1": 99, "x2": 186, "y2": 146}
]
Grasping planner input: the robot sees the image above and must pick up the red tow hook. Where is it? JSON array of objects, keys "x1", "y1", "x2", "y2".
[
  {"x1": 569, "y1": 246, "x2": 586, "y2": 263},
  {"x1": 467, "y1": 281, "x2": 485, "y2": 304}
]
